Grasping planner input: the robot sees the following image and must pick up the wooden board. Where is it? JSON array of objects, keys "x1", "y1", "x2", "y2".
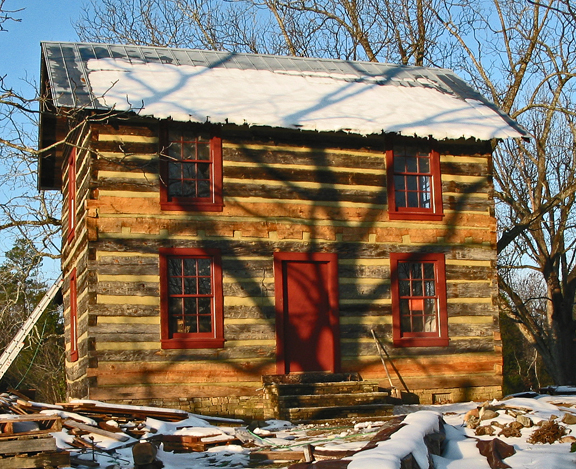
[{"x1": 0, "y1": 451, "x2": 69, "y2": 469}]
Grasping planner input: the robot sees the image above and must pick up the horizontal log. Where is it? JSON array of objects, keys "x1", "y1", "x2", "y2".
[
  {"x1": 224, "y1": 324, "x2": 275, "y2": 341},
  {"x1": 94, "y1": 281, "x2": 159, "y2": 296},
  {"x1": 224, "y1": 181, "x2": 386, "y2": 205},
  {"x1": 89, "y1": 383, "x2": 266, "y2": 400},
  {"x1": 440, "y1": 161, "x2": 488, "y2": 177},
  {"x1": 341, "y1": 338, "x2": 497, "y2": 356},
  {"x1": 224, "y1": 165, "x2": 385, "y2": 187},
  {"x1": 223, "y1": 146, "x2": 386, "y2": 170},
  {"x1": 89, "y1": 304, "x2": 159, "y2": 317},
  {"x1": 93, "y1": 345, "x2": 276, "y2": 363},
  {"x1": 94, "y1": 140, "x2": 157, "y2": 154},
  {"x1": 94, "y1": 123, "x2": 158, "y2": 138},
  {"x1": 224, "y1": 305, "x2": 275, "y2": 320},
  {"x1": 447, "y1": 283, "x2": 495, "y2": 298},
  {"x1": 91, "y1": 239, "x2": 497, "y2": 262},
  {"x1": 449, "y1": 323, "x2": 497, "y2": 337}
]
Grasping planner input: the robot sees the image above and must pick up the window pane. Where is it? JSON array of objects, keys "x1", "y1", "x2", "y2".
[
  {"x1": 182, "y1": 163, "x2": 196, "y2": 179},
  {"x1": 198, "y1": 259, "x2": 211, "y2": 276},
  {"x1": 168, "y1": 181, "x2": 183, "y2": 197},
  {"x1": 197, "y1": 180, "x2": 210, "y2": 198},
  {"x1": 394, "y1": 156, "x2": 405, "y2": 172},
  {"x1": 184, "y1": 278, "x2": 196, "y2": 295},
  {"x1": 181, "y1": 181, "x2": 195, "y2": 197},
  {"x1": 399, "y1": 280, "x2": 410, "y2": 296},
  {"x1": 183, "y1": 259, "x2": 196, "y2": 276},
  {"x1": 394, "y1": 175, "x2": 405, "y2": 190},
  {"x1": 401, "y1": 315, "x2": 412, "y2": 332},
  {"x1": 400, "y1": 299, "x2": 410, "y2": 315},
  {"x1": 412, "y1": 316, "x2": 424, "y2": 332},
  {"x1": 184, "y1": 297, "x2": 197, "y2": 316},
  {"x1": 425, "y1": 298, "x2": 436, "y2": 315},
  {"x1": 198, "y1": 314, "x2": 212, "y2": 333},
  {"x1": 419, "y1": 191, "x2": 431, "y2": 209},
  {"x1": 396, "y1": 192, "x2": 406, "y2": 208},
  {"x1": 412, "y1": 280, "x2": 423, "y2": 296},
  {"x1": 168, "y1": 162, "x2": 181, "y2": 179},
  {"x1": 169, "y1": 277, "x2": 181, "y2": 295},
  {"x1": 184, "y1": 314, "x2": 197, "y2": 333},
  {"x1": 398, "y1": 263, "x2": 410, "y2": 279},
  {"x1": 168, "y1": 141, "x2": 182, "y2": 159},
  {"x1": 419, "y1": 157, "x2": 430, "y2": 173},
  {"x1": 182, "y1": 142, "x2": 196, "y2": 160},
  {"x1": 407, "y1": 175, "x2": 418, "y2": 191},
  {"x1": 411, "y1": 263, "x2": 422, "y2": 279},
  {"x1": 198, "y1": 297, "x2": 212, "y2": 316},
  {"x1": 199, "y1": 276, "x2": 212, "y2": 294},
  {"x1": 197, "y1": 143, "x2": 210, "y2": 160},
  {"x1": 168, "y1": 259, "x2": 181, "y2": 277},
  {"x1": 423, "y1": 263, "x2": 435, "y2": 279},
  {"x1": 425, "y1": 280, "x2": 435, "y2": 296},
  {"x1": 406, "y1": 156, "x2": 418, "y2": 173},
  {"x1": 407, "y1": 192, "x2": 419, "y2": 208},
  {"x1": 197, "y1": 163, "x2": 210, "y2": 179}
]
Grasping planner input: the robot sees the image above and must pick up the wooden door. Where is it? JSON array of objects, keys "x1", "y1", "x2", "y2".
[{"x1": 274, "y1": 252, "x2": 340, "y2": 374}]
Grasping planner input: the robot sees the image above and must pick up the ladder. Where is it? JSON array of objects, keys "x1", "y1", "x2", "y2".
[{"x1": 0, "y1": 275, "x2": 63, "y2": 381}]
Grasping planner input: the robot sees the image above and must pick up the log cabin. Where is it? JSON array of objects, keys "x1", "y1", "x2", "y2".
[{"x1": 38, "y1": 42, "x2": 526, "y2": 419}]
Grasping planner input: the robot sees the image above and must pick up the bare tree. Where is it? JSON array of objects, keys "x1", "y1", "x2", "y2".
[{"x1": 75, "y1": 0, "x2": 576, "y2": 384}]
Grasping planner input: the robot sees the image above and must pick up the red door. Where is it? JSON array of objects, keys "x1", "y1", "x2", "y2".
[{"x1": 274, "y1": 252, "x2": 340, "y2": 374}]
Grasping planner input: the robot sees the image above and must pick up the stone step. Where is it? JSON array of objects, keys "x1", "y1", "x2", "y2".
[
  {"x1": 267, "y1": 381, "x2": 380, "y2": 397},
  {"x1": 278, "y1": 391, "x2": 391, "y2": 409},
  {"x1": 288, "y1": 403, "x2": 394, "y2": 422},
  {"x1": 262, "y1": 372, "x2": 361, "y2": 386}
]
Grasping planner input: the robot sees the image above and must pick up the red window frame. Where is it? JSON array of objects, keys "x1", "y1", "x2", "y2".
[
  {"x1": 159, "y1": 123, "x2": 223, "y2": 212},
  {"x1": 69, "y1": 268, "x2": 78, "y2": 362},
  {"x1": 390, "y1": 253, "x2": 448, "y2": 347},
  {"x1": 386, "y1": 141, "x2": 443, "y2": 221},
  {"x1": 67, "y1": 147, "x2": 76, "y2": 243},
  {"x1": 159, "y1": 248, "x2": 224, "y2": 349}
]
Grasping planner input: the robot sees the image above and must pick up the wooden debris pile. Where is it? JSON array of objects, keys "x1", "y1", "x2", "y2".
[
  {"x1": 0, "y1": 391, "x2": 245, "y2": 468},
  {"x1": 0, "y1": 409, "x2": 70, "y2": 469}
]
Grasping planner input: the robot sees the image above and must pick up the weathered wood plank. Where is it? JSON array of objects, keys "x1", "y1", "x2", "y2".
[{"x1": 0, "y1": 452, "x2": 70, "y2": 469}]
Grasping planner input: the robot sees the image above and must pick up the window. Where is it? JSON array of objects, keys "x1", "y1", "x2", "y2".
[
  {"x1": 67, "y1": 147, "x2": 76, "y2": 243},
  {"x1": 159, "y1": 123, "x2": 223, "y2": 212},
  {"x1": 159, "y1": 248, "x2": 224, "y2": 349},
  {"x1": 386, "y1": 141, "x2": 443, "y2": 221},
  {"x1": 390, "y1": 253, "x2": 448, "y2": 347},
  {"x1": 69, "y1": 268, "x2": 78, "y2": 362}
]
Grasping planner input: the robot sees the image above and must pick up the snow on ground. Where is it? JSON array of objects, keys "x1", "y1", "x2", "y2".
[{"x1": 48, "y1": 391, "x2": 576, "y2": 468}]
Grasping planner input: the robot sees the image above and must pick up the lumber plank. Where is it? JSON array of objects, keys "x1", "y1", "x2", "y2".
[
  {"x1": 63, "y1": 419, "x2": 130, "y2": 442},
  {"x1": 0, "y1": 451, "x2": 70, "y2": 469},
  {"x1": 0, "y1": 437, "x2": 56, "y2": 455}
]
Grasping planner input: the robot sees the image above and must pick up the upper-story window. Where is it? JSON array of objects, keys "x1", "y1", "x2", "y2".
[
  {"x1": 386, "y1": 141, "x2": 443, "y2": 221},
  {"x1": 159, "y1": 123, "x2": 223, "y2": 212}
]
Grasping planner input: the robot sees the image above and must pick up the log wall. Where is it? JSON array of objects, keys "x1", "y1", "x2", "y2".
[{"x1": 62, "y1": 121, "x2": 502, "y2": 416}]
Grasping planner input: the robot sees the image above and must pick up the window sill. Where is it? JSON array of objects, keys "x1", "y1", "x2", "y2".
[
  {"x1": 393, "y1": 337, "x2": 449, "y2": 347},
  {"x1": 388, "y1": 211, "x2": 444, "y2": 222},
  {"x1": 161, "y1": 338, "x2": 225, "y2": 349},
  {"x1": 160, "y1": 201, "x2": 223, "y2": 212}
]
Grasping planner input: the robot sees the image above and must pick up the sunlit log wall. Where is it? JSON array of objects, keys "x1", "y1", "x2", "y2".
[{"x1": 61, "y1": 120, "x2": 502, "y2": 416}]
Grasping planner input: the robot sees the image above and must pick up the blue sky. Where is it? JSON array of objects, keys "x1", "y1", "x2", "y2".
[
  {"x1": 1, "y1": 0, "x2": 82, "y2": 92},
  {"x1": 0, "y1": 1, "x2": 82, "y2": 277}
]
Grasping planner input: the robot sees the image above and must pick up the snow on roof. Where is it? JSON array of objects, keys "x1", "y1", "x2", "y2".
[{"x1": 41, "y1": 42, "x2": 527, "y2": 140}]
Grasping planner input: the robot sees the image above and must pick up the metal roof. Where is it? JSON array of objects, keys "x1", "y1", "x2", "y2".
[{"x1": 41, "y1": 41, "x2": 527, "y2": 139}]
